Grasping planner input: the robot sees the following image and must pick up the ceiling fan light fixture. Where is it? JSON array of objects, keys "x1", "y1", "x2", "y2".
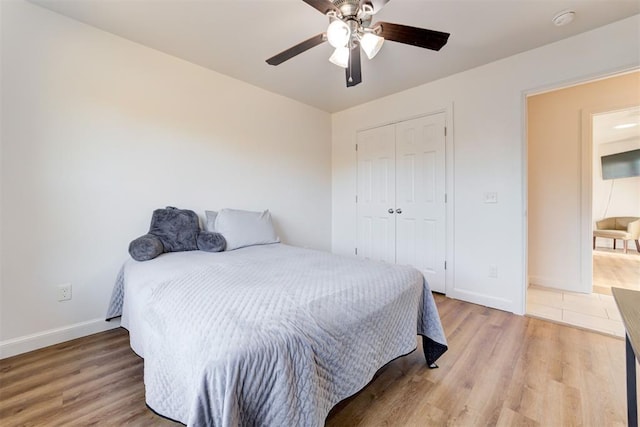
[
  {"x1": 329, "y1": 46, "x2": 350, "y2": 68},
  {"x1": 360, "y1": 32, "x2": 384, "y2": 59},
  {"x1": 327, "y1": 19, "x2": 351, "y2": 48},
  {"x1": 265, "y1": 0, "x2": 451, "y2": 88}
]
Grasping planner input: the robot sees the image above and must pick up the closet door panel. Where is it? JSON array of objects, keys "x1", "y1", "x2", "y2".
[
  {"x1": 356, "y1": 125, "x2": 396, "y2": 263},
  {"x1": 395, "y1": 114, "x2": 446, "y2": 292}
]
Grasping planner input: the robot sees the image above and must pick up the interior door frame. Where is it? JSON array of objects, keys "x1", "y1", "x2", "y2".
[
  {"x1": 579, "y1": 107, "x2": 598, "y2": 295},
  {"x1": 521, "y1": 67, "x2": 639, "y2": 314},
  {"x1": 580, "y1": 102, "x2": 640, "y2": 293},
  {"x1": 355, "y1": 106, "x2": 454, "y2": 295}
]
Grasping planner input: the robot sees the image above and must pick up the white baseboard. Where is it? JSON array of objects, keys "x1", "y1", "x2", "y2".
[
  {"x1": 0, "y1": 317, "x2": 121, "y2": 359},
  {"x1": 447, "y1": 288, "x2": 514, "y2": 314},
  {"x1": 529, "y1": 275, "x2": 565, "y2": 289},
  {"x1": 528, "y1": 275, "x2": 586, "y2": 293}
]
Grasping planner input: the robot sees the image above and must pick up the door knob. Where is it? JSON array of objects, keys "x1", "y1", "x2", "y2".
[
  {"x1": 388, "y1": 208, "x2": 394, "y2": 214},
  {"x1": 396, "y1": 208, "x2": 402, "y2": 214}
]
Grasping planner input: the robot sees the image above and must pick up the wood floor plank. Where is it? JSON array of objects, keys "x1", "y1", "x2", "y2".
[
  {"x1": 0, "y1": 295, "x2": 632, "y2": 426},
  {"x1": 592, "y1": 249, "x2": 640, "y2": 295}
]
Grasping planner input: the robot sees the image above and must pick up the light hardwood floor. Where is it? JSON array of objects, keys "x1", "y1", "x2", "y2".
[
  {"x1": 0, "y1": 295, "x2": 632, "y2": 426},
  {"x1": 527, "y1": 248, "x2": 639, "y2": 336},
  {"x1": 593, "y1": 247, "x2": 640, "y2": 295}
]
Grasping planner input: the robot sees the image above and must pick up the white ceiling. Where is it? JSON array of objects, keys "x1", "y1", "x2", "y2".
[
  {"x1": 29, "y1": 0, "x2": 640, "y2": 113},
  {"x1": 593, "y1": 106, "x2": 640, "y2": 145}
]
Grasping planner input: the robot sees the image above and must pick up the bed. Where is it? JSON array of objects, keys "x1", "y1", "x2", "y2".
[{"x1": 106, "y1": 243, "x2": 447, "y2": 426}]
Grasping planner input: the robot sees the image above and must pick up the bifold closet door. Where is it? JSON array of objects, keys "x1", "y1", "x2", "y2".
[
  {"x1": 356, "y1": 113, "x2": 446, "y2": 293},
  {"x1": 356, "y1": 124, "x2": 396, "y2": 264},
  {"x1": 395, "y1": 114, "x2": 446, "y2": 293}
]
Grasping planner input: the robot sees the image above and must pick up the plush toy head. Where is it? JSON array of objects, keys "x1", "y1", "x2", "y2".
[
  {"x1": 129, "y1": 206, "x2": 226, "y2": 261},
  {"x1": 149, "y1": 207, "x2": 199, "y2": 252}
]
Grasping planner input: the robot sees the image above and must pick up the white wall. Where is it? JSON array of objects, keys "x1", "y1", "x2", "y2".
[
  {"x1": 0, "y1": 0, "x2": 4, "y2": 355},
  {"x1": 0, "y1": 0, "x2": 331, "y2": 357},
  {"x1": 332, "y1": 15, "x2": 640, "y2": 314}
]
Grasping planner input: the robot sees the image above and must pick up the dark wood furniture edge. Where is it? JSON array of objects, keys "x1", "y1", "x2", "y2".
[{"x1": 612, "y1": 287, "x2": 639, "y2": 427}]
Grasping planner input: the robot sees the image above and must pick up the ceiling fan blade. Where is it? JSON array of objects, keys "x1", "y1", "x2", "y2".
[
  {"x1": 346, "y1": 46, "x2": 362, "y2": 87},
  {"x1": 302, "y1": 0, "x2": 340, "y2": 15},
  {"x1": 377, "y1": 21, "x2": 450, "y2": 51},
  {"x1": 359, "y1": 0, "x2": 391, "y2": 14},
  {"x1": 266, "y1": 33, "x2": 326, "y2": 66}
]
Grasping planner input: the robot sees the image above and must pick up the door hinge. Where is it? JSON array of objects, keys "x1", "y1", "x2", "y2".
[
  {"x1": 444, "y1": 261, "x2": 447, "y2": 270},
  {"x1": 355, "y1": 144, "x2": 358, "y2": 151},
  {"x1": 355, "y1": 195, "x2": 358, "y2": 203},
  {"x1": 444, "y1": 127, "x2": 447, "y2": 137},
  {"x1": 355, "y1": 248, "x2": 358, "y2": 255},
  {"x1": 444, "y1": 193, "x2": 447, "y2": 203}
]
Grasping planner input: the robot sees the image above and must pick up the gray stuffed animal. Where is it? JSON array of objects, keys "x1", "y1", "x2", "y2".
[{"x1": 129, "y1": 206, "x2": 225, "y2": 261}]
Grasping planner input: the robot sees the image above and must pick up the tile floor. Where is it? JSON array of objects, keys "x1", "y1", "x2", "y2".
[{"x1": 526, "y1": 284, "x2": 625, "y2": 338}]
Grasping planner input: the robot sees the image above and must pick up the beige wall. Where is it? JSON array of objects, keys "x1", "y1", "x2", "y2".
[{"x1": 528, "y1": 71, "x2": 640, "y2": 291}]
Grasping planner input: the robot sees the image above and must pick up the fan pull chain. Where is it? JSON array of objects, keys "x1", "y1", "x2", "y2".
[{"x1": 348, "y1": 47, "x2": 353, "y2": 83}]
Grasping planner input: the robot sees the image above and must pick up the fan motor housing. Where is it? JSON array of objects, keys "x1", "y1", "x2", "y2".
[
  {"x1": 332, "y1": 0, "x2": 360, "y2": 17},
  {"x1": 330, "y1": 0, "x2": 372, "y2": 27}
]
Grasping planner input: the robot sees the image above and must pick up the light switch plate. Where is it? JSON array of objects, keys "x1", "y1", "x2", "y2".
[{"x1": 484, "y1": 192, "x2": 498, "y2": 203}]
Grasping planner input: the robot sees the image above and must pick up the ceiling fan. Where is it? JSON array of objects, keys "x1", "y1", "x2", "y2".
[{"x1": 266, "y1": 0, "x2": 450, "y2": 87}]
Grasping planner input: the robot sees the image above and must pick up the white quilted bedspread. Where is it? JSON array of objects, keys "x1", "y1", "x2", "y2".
[{"x1": 107, "y1": 244, "x2": 447, "y2": 426}]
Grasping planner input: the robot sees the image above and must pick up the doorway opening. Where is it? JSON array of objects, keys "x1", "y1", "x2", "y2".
[
  {"x1": 591, "y1": 106, "x2": 640, "y2": 296},
  {"x1": 525, "y1": 71, "x2": 640, "y2": 337}
]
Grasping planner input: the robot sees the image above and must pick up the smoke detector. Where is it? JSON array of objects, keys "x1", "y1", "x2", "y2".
[{"x1": 552, "y1": 10, "x2": 576, "y2": 26}]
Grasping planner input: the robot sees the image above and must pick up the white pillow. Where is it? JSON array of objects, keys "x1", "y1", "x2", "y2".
[
  {"x1": 204, "y1": 210, "x2": 218, "y2": 232},
  {"x1": 214, "y1": 208, "x2": 280, "y2": 251}
]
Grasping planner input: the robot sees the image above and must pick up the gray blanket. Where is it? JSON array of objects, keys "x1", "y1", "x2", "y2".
[{"x1": 106, "y1": 244, "x2": 447, "y2": 426}]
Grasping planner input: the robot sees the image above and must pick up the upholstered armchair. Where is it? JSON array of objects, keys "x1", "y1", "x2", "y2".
[{"x1": 593, "y1": 217, "x2": 640, "y2": 253}]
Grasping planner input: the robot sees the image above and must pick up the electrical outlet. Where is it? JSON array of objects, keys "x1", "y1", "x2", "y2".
[
  {"x1": 488, "y1": 265, "x2": 498, "y2": 278},
  {"x1": 57, "y1": 284, "x2": 72, "y2": 301}
]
